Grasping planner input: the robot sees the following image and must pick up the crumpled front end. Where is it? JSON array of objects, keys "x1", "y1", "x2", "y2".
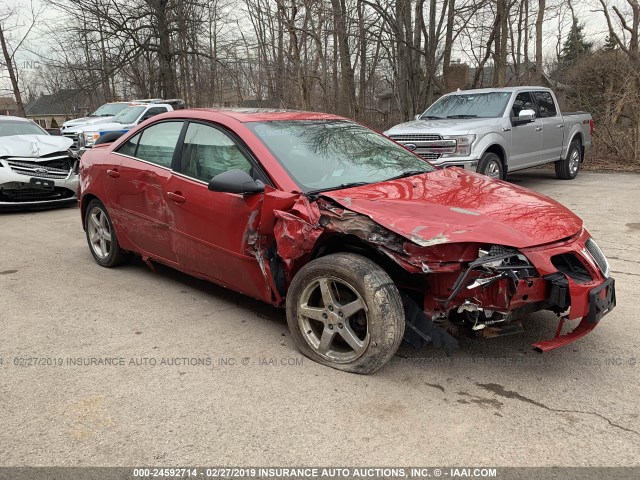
[
  {"x1": 0, "y1": 153, "x2": 79, "y2": 210},
  {"x1": 261, "y1": 192, "x2": 615, "y2": 353}
]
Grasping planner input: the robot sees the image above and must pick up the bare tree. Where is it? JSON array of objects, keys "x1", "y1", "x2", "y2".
[{"x1": 0, "y1": 2, "x2": 42, "y2": 116}]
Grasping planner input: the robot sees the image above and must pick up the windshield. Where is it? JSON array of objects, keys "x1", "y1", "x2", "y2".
[
  {"x1": 246, "y1": 120, "x2": 435, "y2": 193},
  {"x1": 91, "y1": 103, "x2": 129, "y2": 117},
  {"x1": 112, "y1": 106, "x2": 145, "y2": 124},
  {"x1": 420, "y1": 92, "x2": 511, "y2": 119},
  {"x1": 0, "y1": 120, "x2": 47, "y2": 137}
]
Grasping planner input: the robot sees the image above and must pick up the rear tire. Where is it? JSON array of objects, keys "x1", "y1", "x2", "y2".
[
  {"x1": 555, "y1": 140, "x2": 581, "y2": 180},
  {"x1": 477, "y1": 152, "x2": 504, "y2": 180},
  {"x1": 85, "y1": 199, "x2": 130, "y2": 268},
  {"x1": 286, "y1": 253, "x2": 405, "y2": 374}
]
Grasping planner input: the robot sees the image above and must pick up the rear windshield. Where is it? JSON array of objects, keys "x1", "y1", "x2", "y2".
[
  {"x1": 246, "y1": 120, "x2": 435, "y2": 193},
  {"x1": 420, "y1": 92, "x2": 512, "y2": 119},
  {"x1": 0, "y1": 120, "x2": 47, "y2": 137}
]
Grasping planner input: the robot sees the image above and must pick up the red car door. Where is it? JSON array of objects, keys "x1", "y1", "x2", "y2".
[
  {"x1": 106, "y1": 121, "x2": 184, "y2": 265},
  {"x1": 164, "y1": 121, "x2": 270, "y2": 301}
]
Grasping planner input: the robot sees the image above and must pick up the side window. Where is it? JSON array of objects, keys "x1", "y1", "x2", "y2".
[
  {"x1": 135, "y1": 121, "x2": 183, "y2": 168},
  {"x1": 512, "y1": 92, "x2": 535, "y2": 117},
  {"x1": 179, "y1": 122, "x2": 253, "y2": 183},
  {"x1": 117, "y1": 133, "x2": 141, "y2": 157},
  {"x1": 139, "y1": 107, "x2": 168, "y2": 123},
  {"x1": 533, "y1": 91, "x2": 557, "y2": 118}
]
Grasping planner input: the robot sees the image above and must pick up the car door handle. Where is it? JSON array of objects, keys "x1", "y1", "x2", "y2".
[
  {"x1": 535, "y1": 126, "x2": 543, "y2": 132},
  {"x1": 167, "y1": 191, "x2": 186, "y2": 204},
  {"x1": 106, "y1": 169, "x2": 120, "y2": 178},
  {"x1": 556, "y1": 124, "x2": 564, "y2": 129}
]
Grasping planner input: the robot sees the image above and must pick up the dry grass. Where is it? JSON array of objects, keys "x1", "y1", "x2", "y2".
[{"x1": 583, "y1": 150, "x2": 640, "y2": 174}]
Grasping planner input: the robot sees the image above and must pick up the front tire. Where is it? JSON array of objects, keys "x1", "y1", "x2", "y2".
[
  {"x1": 286, "y1": 253, "x2": 405, "y2": 374},
  {"x1": 85, "y1": 199, "x2": 129, "y2": 267},
  {"x1": 555, "y1": 140, "x2": 581, "y2": 180},
  {"x1": 477, "y1": 152, "x2": 504, "y2": 179}
]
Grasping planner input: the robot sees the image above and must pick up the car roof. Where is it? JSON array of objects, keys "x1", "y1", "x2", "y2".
[
  {"x1": 447, "y1": 86, "x2": 553, "y2": 94},
  {"x1": 0, "y1": 115, "x2": 33, "y2": 123},
  {"x1": 125, "y1": 102, "x2": 172, "y2": 108},
  {"x1": 186, "y1": 108, "x2": 346, "y2": 123}
]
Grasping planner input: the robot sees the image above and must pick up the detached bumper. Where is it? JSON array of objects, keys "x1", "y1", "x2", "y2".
[
  {"x1": 532, "y1": 277, "x2": 616, "y2": 352},
  {"x1": 523, "y1": 231, "x2": 616, "y2": 351}
]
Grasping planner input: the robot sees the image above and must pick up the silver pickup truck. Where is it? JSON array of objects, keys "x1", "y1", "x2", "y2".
[{"x1": 385, "y1": 87, "x2": 593, "y2": 180}]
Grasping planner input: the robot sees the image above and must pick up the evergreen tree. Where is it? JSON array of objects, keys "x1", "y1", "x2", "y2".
[{"x1": 560, "y1": 22, "x2": 594, "y2": 64}]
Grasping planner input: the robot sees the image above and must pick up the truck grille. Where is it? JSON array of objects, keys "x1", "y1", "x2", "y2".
[
  {"x1": 418, "y1": 153, "x2": 441, "y2": 161},
  {"x1": 63, "y1": 133, "x2": 79, "y2": 148},
  {"x1": 389, "y1": 134, "x2": 441, "y2": 142},
  {"x1": 585, "y1": 238, "x2": 610, "y2": 278},
  {"x1": 7, "y1": 157, "x2": 72, "y2": 179}
]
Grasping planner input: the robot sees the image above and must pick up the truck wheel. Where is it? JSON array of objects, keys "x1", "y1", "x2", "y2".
[
  {"x1": 555, "y1": 140, "x2": 581, "y2": 180},
  {"x1": 286, "y1": 253, "x2": 405, "y2": 374},
  {"x1": 477, "y1": 152, "x2": 504, "y2": 179},
  {"x1": 85, "y1": 199, "x2": 130, "y2": 268}
]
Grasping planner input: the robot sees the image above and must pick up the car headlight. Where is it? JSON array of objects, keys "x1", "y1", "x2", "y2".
[
  {"x1": 82, "y1": 131, "x2": 101, "y2": 147},
  {"x1": 584, "y1": 237, "x2": 610, "y2": 278},
  {"x1": 441, "y1": 134, "x2": 476, "y2": 157}
]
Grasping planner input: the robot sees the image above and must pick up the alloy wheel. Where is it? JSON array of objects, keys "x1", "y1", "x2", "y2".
[
  {"x1": 569, "y1": 148, "x2": 580, "y2": 176},
  {"x1": 297, "y1": 276, "x2": 370, "y2": 363},
  {"x1": 87, "y1": 206, "x2": 112, "y2": 259},
  {"x1": 485, "y1": 159, "x2": 502, "y2": 179}
]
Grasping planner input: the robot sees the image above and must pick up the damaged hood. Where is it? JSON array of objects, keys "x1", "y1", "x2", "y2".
[
  {"x1": 323, "y1": 168, "x2": 582, "y2": 249},
  {"x1": 0, "y1": 135, "x2": 73, "y2": 158}
]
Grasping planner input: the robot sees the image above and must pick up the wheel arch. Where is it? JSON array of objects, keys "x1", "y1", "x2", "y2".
[
  {"x1": 568, "y1": 132, "x2": 585, "y2": 162},
  {"x1": 80, "y1": 193, "x2": 100, "y2": 230},
  {"x1": 308, "y1": 232, "x2": 417, "y2": 289},
  {"x1": 482, "y1": 144, "x2": 507, "y2": 170}
]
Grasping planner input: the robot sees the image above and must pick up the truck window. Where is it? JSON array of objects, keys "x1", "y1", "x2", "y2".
[
  {"x1": 140, "y1": 107, "x2": 168, "y2": 123},
  {"x1": 512, "y1": 92, "x2": 536, "y2": 117},
  {"x1": 533, "y1": 91, "x2": 557, "y2": 118}
]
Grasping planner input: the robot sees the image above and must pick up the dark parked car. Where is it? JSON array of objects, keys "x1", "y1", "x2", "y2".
[{"x1": 78, "y1": 109, "x2": 615, "y2": 374}]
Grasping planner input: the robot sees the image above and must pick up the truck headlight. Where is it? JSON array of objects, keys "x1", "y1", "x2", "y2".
[
  {"x1": 441, "y1": 134, "x2": 476, "y2": 157},
  {"x1": 82, "y1": 131, "x2": 101, "y2": 147}
]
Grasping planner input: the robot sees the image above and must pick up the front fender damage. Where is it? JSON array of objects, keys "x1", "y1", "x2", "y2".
[
  {"x1": 249, "y1": 191, "x2": 465, "y2": 354},
  {"x1": 250, "y1": 190, "x2": 595, "y2": 355}
]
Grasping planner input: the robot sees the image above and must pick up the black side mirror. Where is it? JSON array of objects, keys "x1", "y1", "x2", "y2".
[
  {"x1": 94, "y1": 131, "x2": 125, "y2": 145},
  {"x1": 208, "y1": 170, "x2": 265, "y2": 194}
]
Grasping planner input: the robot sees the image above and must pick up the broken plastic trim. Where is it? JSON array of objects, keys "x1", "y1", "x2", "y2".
[
  {"x1": 402, "y1": 294, "x2": 459, "y2": 356},
  {"x1": 441, "y1": 251, "x2": 536, "y2": 306}
]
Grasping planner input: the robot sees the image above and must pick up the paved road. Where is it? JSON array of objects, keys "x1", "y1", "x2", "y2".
[{"x1": 0, "y1": 171, "x2": 639, "y2": 467}]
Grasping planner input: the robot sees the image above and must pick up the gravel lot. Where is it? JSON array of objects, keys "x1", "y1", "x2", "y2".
[{"x1": 0, "y1": 170, "x2": 639, "y2": 467}]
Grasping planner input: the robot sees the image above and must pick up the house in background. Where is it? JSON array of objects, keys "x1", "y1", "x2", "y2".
[
  {"x1": 25, "y1": 89, "x2": 91, "y2": 128},
  {"x1": 0, "y1": 97, "x2": 19, "y2": 116}
]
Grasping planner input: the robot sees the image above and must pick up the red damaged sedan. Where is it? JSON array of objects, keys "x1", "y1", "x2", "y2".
[{"x1": 78, "y1": 109, "x2": 616, "y2": 374}]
